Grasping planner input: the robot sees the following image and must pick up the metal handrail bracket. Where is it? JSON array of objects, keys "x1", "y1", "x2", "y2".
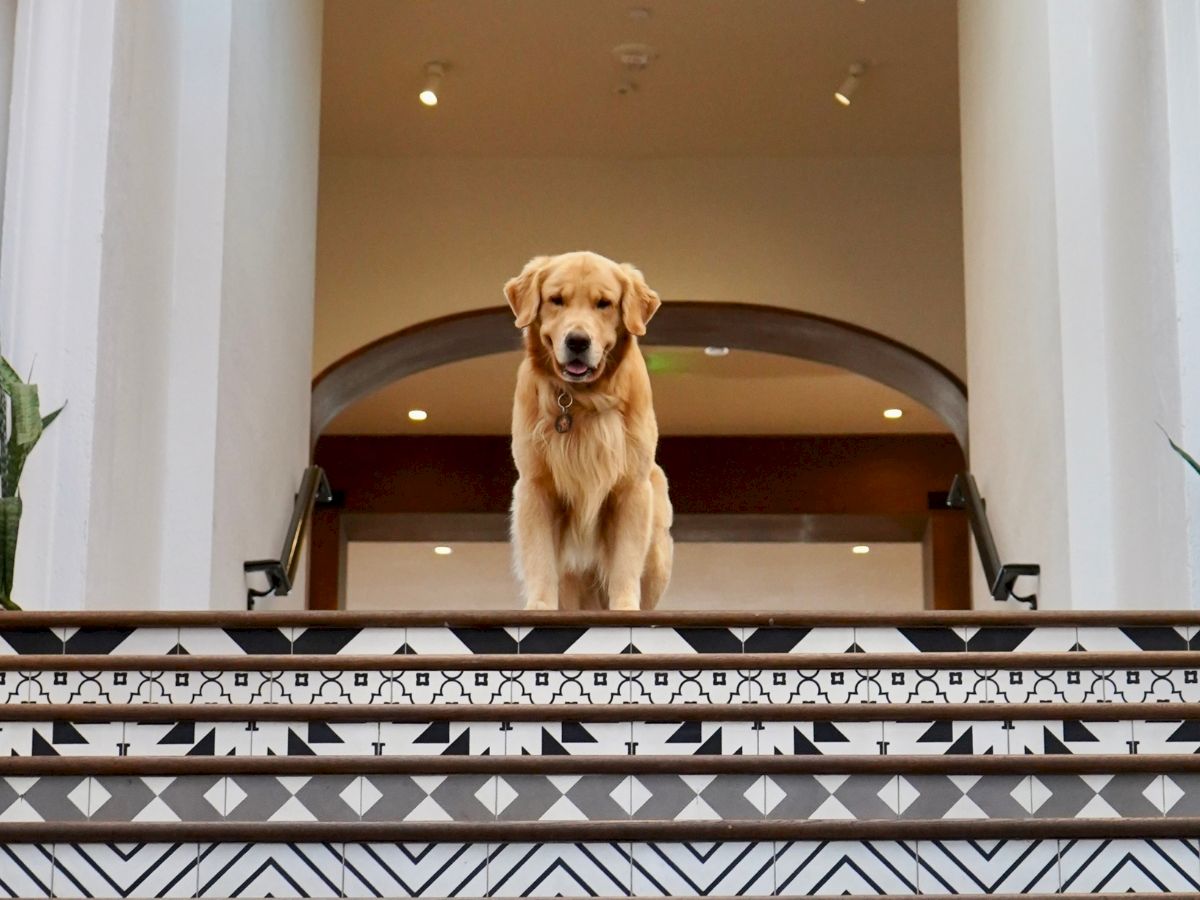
[
  {"x1": 947, "y1": 473, "x2": 1040, "y2": 609},
  {"x1": 244, "y1": 466, "x2": 333, "y2": 609}
]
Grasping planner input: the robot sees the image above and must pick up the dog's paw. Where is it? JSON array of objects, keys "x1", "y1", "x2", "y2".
[
  {"x1": 523, "y1": 597, "x2": 558, "y2": 611},
  {"x1": 608, "y1": 593, "x2": 641, "y2": 612}
]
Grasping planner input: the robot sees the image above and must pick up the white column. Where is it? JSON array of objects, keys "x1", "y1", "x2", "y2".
[
  {"x1": 0, "y1": 0, "x2": 322, "y2": 610},
  {"x1": 960, "y1": 0, "x2": 1200, "y2": 609}
]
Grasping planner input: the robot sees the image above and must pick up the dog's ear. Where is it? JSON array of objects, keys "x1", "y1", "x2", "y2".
[
  {"x1": 504, "y1": 256, "x2": 550, "y2": 328},
  {"x1": 619, "y1": 263, "x2": 662, "y2": 337}
]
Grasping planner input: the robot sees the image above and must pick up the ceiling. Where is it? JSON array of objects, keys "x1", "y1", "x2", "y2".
[
  {"x1": 324, "y1": 346, "x2": 951, "y2": 435},
  {"x1": 320, "y1": 0, "x2": 960, "y2": 158}
]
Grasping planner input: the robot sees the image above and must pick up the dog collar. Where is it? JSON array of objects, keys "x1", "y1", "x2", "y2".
[{"x1": 555, "y1": 390, "x2": 573, "y2": 433}]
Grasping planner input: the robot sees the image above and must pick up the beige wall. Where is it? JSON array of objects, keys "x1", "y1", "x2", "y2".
[
  {"x1": 314, "y1": 155, "x2": 966, "y2": 379},
  {"x1": 346, "y1": 542, "x2": 925, "y2": 613}
]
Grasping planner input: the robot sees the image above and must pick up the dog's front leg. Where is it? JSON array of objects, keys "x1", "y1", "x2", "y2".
[
  {"x1": 605, "y1": 480, "x2": 654, "y2": 611},
  {"x1": 512, "y1": 477, "x2": 560, "y2": 610}
]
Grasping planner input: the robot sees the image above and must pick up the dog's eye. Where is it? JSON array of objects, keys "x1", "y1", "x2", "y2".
[
  {"x1": 549, "y1": 296, "x2": 564, "y2": 306},
  {"x1": 596, "y1": 299, "x2": 612, "y2": 309}
]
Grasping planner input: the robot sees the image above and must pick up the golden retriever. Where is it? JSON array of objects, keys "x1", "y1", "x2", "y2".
[{"x1": 505, "y1": 251, "x2": 673, "y2": 611}]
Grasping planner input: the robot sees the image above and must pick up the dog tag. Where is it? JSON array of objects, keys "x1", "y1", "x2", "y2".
[{"x1": 555, "y1": 412, "x2": 573, "y2": 433}]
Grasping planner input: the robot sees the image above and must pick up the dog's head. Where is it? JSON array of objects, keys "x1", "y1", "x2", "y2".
[{"x1": 504, "y1": 251, "x2": 661, "y2": 385}]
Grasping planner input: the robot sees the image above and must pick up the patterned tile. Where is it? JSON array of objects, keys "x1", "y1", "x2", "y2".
[
  {"x1": 0, "y1": 844, "x2": 52, "y2": 897},
  {"x1": 774, "y1": 840, "x2": 918, "y2": 896},
  {"x1": 988, "y1": 668, "x2": 1106, "y2": 704},
  {"x1": 853, "y1": 626, "x2": 965, "y2": 653},
  {"x1": 1007, "y1": 719, "x2": 1136, "y2": 755},
  {"x1": 1161, "y1": 774, "x2": 1200, "y2": 816},
  {"x1": 122, "y1": 721, "x2": 255, "y2": 757},
  {"x1": 633, "y1": 841, "x2": 774, "y2": 896},
  {"x1": 490, "y1": 842, "x2": 631, "y2": 897},
  {"x1": 0, "y1": 628, "x2": 64, "y2": 655},
  {"x1": 633, "y1": 720, "x2": 754, "y2": 756},
  {"x1": 196, "y1": 842, "x2": 346, "y2": 897},
  {"x1": 342, "y1": 842, "x2": 488, "y2": 897},
  {"x1": 518, "y1": 626, "x2": 632, "y2": 655},
  {"x1": 743, "y1": 668, "x2": 875, "y2": 704},
  {"x1": 290, "y1": 626, "x2": 401, "y2": 655},
  {"x1": 1, "y1": 775, "x2": 88, "y2": 822},
  {"x1": 25, "y1": 669, "x2": 275, "y2": 705},
  {"x1": 510, "y1": 670, "x2": 622, "y2": 705},
  {"x1": 873, "y1": 669, "x2": 989, "y2": 705},
  {"x1": 965, "y1": 626, "x2": 1078, "y2": 653},
  {"x1": 273, "y1": 669, "x2": 391, "y2": 704},
  {"x1": 404, "y1": 627, "x2": 519, "y2": 655},
  {"x1": 380, "y1": 720, "x2": 505, "y2": 757},
  {"x1": 628, "y1": 626, "x2": 742, "y2": 654},
  {"x1": 49, "y1": 843, "x2": 199, "y2": 898},
  {"x1": 741, "y1": 626, "x2": 854, "y2": 654},
  {"x1": 398, "y1": 670, "x2": 512, "y2": 705},
  {"x1": 1075, "y1": 625, "x2": 1192, "y2": 652},
  {"x1": 61, "y1": 627, "x2": 180, "y2": 655},
  {"x1": 1105, "y1": 667, "x2": 1200, "y2": 703},
  {"x1": 6, "y1": 721, "x2": 125, "y2": 757},
  {"x1": 0, "y1": 669, "x2": 31, "y2": 703},
  {"x1": 1134, "y1": 718, "x2": 1200, "y2": 754},
  {"x1": 252, "y1": 721, "x2": 380, "y2": 757},
  {"x1": 177, "y1": 627, "x2": 292, "y2": 655},
  {"x1": 759, "y1": 720, "x2": 886, "y2": 756},
  {"x1": 626, "y1": 669, "x2": 742, "y2": 704},
  {"x1": 882, "y1": 720, "x2": 1007, "y2": 756},
  {"x1": 916, "y1": 839, "x2": 1059, "y2": 894},
  {"x1": 509, "y1": 721, "x2": 632, "y2": 756},
  {"x1": 1058, "y1": 838, "x2": 1200, "y2": 893}
]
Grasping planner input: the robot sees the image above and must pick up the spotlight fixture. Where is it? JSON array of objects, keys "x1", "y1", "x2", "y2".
[
  {"x1": 704, "y1": 346, "x2": 731, "y2": 357},
  {"x1": 433, "y1": 545, "x2": 453, "y2": 556},
  {"x1": 834, "y1": 62, "x2": 866, "y2": 107},
  {"x1": 419, "y1": 62, "x2": 445, "y2": 107},
  {"x1": 852, "y1": 545, "x2": 871, "y2": 555},
  {"x1": 883, "y1": 408, "x2": 903, "y2": 420},
  {"x1": 408, "y1": 409, "x2": 428, "y2": 422}
]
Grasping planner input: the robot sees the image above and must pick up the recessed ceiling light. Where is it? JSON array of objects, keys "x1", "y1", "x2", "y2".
[
  {"x1": 883, "y1": 408, "x2": 903, "y2": 419},
  {"x1": 433, "y1": 545, "x2": 453, "y2": 556},
  {"x1": 419, "y1": 62, "x2": 445, "y2": 107},
  {"x1": 408, "y1": 409, "x2": 428, "y2": 421},
  {"x1": 852, "y1": 545, "x2": 870, "y2": 555},
  {"x1": 704, "y1": 346, "x2": 730, "y2": 357},
  {"x1": 835, "y1": 62, "x2": 866, "y2": 106}
]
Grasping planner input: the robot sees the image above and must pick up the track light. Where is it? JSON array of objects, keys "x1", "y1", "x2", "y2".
[
  {"x1": 419, "y1": 62, "x2": 445, "y2": 107},
  {"x1": 834, "y1": 63, "x2": 866, "y2": 107}
]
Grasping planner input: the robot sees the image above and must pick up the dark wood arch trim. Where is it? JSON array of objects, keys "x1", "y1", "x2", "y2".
[{"x1": 311, "y1": 302, "x2": 969, "y2": 450}]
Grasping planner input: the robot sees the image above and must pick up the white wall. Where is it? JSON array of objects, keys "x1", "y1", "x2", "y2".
[
  {"x1": 0, "y1": 0, "x2": 322, "y2": 610},
  {"x1": 314, "y1": 156, "x2": 967, "y2": 379},
  {"x1": 959, "y1": 0, "x2": 1199, "y2": 609}
]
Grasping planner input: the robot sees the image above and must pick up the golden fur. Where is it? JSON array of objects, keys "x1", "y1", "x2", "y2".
[{"x1": 505, "y1": 251, "x2": 673, "y2": 611}]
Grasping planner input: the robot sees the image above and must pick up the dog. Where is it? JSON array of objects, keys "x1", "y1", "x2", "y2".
[{"x1": 505, "y1": 251, "x2": 673, "y2": 611}]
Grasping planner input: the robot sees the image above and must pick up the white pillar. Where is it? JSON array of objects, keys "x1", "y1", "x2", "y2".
[
  {"x1": 0, "y1": 0, "x2": 322, "y2": 610},
  {"x1": 960, "y1": 0, "x2": 1200, "y2": 609}
]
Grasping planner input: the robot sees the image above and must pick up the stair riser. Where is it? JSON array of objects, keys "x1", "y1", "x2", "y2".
[
  {"x1": 5, "y1": 718, "x2": 1199, "y2": 757},
  {"x1": 2, "y1": 623, "x2": 1196, "y2": 656},
  {"x1": 5, "y1": 838, "x2": 1199, "y2": 897}
]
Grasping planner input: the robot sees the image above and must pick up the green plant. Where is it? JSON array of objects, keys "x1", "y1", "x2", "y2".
[
  {"x1": 1163, "y1": 426, "x2": 1200, "y2": 479},
  {"x1": 0, "y1": 357, "x2": 63, "y2": 611}
]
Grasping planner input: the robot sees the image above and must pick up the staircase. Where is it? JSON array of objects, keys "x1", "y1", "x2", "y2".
[{"x1": 1, "y1": 610, "x2": 1199, "y2": 898}]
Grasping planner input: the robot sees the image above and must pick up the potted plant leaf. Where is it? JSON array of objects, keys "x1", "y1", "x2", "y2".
[{"x1": 0, "y1": 357, "x2": 63, "y2": 610}]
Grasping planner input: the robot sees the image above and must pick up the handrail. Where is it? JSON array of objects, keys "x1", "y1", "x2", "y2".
[
  {"x1": 243, "y1": 465, "x2": 332, "y2": 608},
  {"x1": 947, "y1": 472, "x2": 1040, "y2": 609}
]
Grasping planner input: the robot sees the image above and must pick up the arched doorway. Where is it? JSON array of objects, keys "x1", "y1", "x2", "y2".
[{"x1": 309, "y1": 303, "x2": 969, "y2": 611}]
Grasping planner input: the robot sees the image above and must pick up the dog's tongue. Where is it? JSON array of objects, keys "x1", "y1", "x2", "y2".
[{"x1": 565, "y1": 361, "x2": 590, "y2": 376}]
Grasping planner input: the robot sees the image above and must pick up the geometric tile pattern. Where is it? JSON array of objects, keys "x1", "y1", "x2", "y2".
[
  {"x1": 3, "y1": 623, "x2": 1193, "y2": 656},
  {"x1": 8, "y1": 772, "x2": 1200, "y2": 823},
  {"x1": 13, "y1": 839, "x2": 1197, "y2": 896}
]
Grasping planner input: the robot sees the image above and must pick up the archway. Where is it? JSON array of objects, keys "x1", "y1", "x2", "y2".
[{"x1": 312, "y1": 302, "x2": 968, "y2": 451}]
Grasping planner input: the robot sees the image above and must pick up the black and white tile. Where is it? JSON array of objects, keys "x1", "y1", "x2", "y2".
[
  {"x1": 916, "y1": 838, "x2": 1060, "y2": 894},
  {"x1": 634, "y1": 841, "x2": 775, "y2": 896},
  {"x1": 510, "y1": 669, "x2": 624, "y2": 705},
  {"x1": 509, "y1": 720, "x2": 632, "y2": 756},
  {"x1": 743, "y1": 668, "x2": 876, "y2": 704},
  {"x1": 1, "y1": 721, "x2": 125, "y2": 757},
  {"x1": 872, "y1": 669, "x2": 991, "y2": 704},
  {"x1": 25, "y1": 669, "x2": 275, "y2": 705},
  {"x1": 626, "y1": 669, "x2": 744, "y2": 704},
  {"x1": 517, "y1": 625, "x2": 632, "y2": 655},
  {"x1": 1103, "y1": 667, "x2": 1200, "y2": 703},
  {"x1": 742, "y1": 626, "x2": 854, "y2": 654},
  {"x1": 1007, "y1": 719, "x2": 1136, "y2": 755},
  {"x1": 773, "y1": 840, "x2": 919, "y2": 896},
  {"x1": 881, "y1": 720, "x2": 1007, "y2": 756},
  {"x1": 1058, "y1": 837, "x2": 1200, "y2": 893},
  {"x1": 759, "y1": 720, "x2": 886, "y2": 756},
  {"x1": 196, "y1": 842, "x2": 347, "y2": 897},
  {"x1": 342, "y1": 842, "x2": 488, "y2": 898},
  {"x1": 1133, "y1": 717, "x2": 1200, "y2": 754},
  {"x1": 177, "y1": 627, "x2": 292, "y2": 655},
  {"x1": 633, "y1": 720, "x2": 755, "y2": 756},
  {"x1": 965, "y1": 626, "x2": 1079, "y2": 653},
  {"x1": 986, "y1": 668, "x2": 1107, "y2": 704},
  {"x1": 49, "y1": 842, "x2": 200, "y2": 898}
]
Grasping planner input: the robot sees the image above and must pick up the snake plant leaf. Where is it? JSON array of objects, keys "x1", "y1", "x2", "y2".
[
  {"x1": 1167, "y1": 434, "x2": 1200, "y2": 477},
  {"x1": 0, "y1": 495, "x2": 22, "y2": 606},
  {"x1": 11, "y1": 382, "x2": 41, "y2": 448},
  {"x1": 0, "y1": 356, "x2": 20, "y2": 394},
  {"x1": 42, "y1": 403, "x2": 64, "y2": 431}
]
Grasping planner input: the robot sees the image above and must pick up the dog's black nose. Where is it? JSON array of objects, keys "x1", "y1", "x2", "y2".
[{"x1": 565, "y1": 333, "x2": 591, "y2": 354}]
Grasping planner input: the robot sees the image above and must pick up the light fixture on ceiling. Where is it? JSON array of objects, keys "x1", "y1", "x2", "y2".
[
  {"x1": 419, "y1": 62, "x2": 445, "y2": 107},
  {"x1": 408, "y1": 409, "x2": 428, "y2": 422},
  {"x1": 433, "y1": 545, "x2": 453, "y2": 556},
  {"x1": 704, "y1": 346, "x2": 731, "y2": 357},
  {"x1": 852, "y1": 545, "x2": 871, "y2": 555},
  {"x1": 883, "y1": 408, "x2": 903, "y2": 420},
  {"x1": 834, "y1": 62, "x2": 866, "y2": 107}
]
